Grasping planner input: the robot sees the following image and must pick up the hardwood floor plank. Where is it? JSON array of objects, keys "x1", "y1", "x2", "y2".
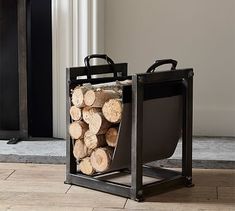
[
  {"x1": 125, "y1": 186, "x2": 217, "y2": 210},
  {"x1": 0, "y1": 191, "x2": 126, "y2": 208},
  {"x1": 0, "y1": 205, "x2": 11, "y2": 211},
  {"x1": 0, "y1": 169, "x2": 15, "y2": 180},
  {"x1": 0, "y1": 205, "x2": 93, "y2": 211},
  {"x1": 218, "y1": 187, "x2": 235, "y2": 202},
  {"x1": 67, "y1": 186, "x2": 127, "y2": 207},
  {"x1": 0, "y1": 164, "x2": 234, "y2": 210},
  {"x1": 125, "y1": 200, "x2": 235, "y2": 211},
  {"x1": 0, "y1": 180, "x2": 70, "y2": 193},
  {"x1": 147, "y1": 186, "x2": 217, "y2": 202},
  {"x1": 93, "y1": 209, "x2": 141, "y2": 211},
  {"x1": 193, "y1": 169, "x2": 235, "y2": 187},
  {"x1": 0, "y1": 163, "x2": 65, "y2": 171},
  {"x1": 6, "y1": 169, "x2": 65, "y2": 182}
]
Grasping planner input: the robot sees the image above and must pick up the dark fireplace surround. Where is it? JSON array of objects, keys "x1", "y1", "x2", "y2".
[{"x1": 0, "y1": 0, "x2": 52, "y2": 140}]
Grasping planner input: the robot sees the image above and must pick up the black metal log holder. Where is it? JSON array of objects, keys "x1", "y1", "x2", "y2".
[{"x1": 65, "y1": 55, "x2": 194, "y2": 201}]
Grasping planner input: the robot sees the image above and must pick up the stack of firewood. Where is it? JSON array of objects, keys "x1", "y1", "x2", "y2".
[{"x1": 69, "y1": 80, "x2": 131, "y2": 175}]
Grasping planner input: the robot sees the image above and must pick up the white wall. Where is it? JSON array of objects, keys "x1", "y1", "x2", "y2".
[
  {"x1": 52, "y1": 0, "x2": 73, "y2": 139},
  {"x1": 104, "y1": 0, "x2": 235, "y2": 136},
  {"x1": 52, "y1": 0, "x2": 105, "y2": 138}
]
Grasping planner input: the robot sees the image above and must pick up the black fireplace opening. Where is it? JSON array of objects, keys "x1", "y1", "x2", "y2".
[
  {"x1": 27, "y1": 0, "x2": 52, "y2": 137},
  {"x1": 0, "y1": 0, "x2": 53, "y2": 139},
  {"x1": 0, "y1": 0, "x2": 19, "y2": 131}
]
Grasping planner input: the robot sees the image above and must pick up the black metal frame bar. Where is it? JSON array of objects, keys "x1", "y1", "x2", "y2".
[
  {"x1": 0, "y1": 0, "x2": 28, "y2": 141},
  {"x1": 65, "y1": 65, "x2": 194, "y2": 201},
  {"x1": 18, "y1": 0, "x2": 28, "y2": 139}
]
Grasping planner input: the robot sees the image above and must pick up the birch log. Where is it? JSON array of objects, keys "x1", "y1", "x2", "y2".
[
  {"x1": 83, "y1": 79, "x2": 132, "y2": 89},
  {"x1": 73, "y1": 139, "x2": 91, "y2": 160},
  {"x1": 105, "y1": 127, "x2": 118, "y2": 147},
  {"x1": 82, "y1": 107, "x2": 101, "y2": 124},
  {"x1": 71, "y1": 86, "x2": 89, "y2": 107},
  {"x1": 84, "y1": 130, "x2": 107, "y2": 150},
  {"x1": 90, "y1": 147, "x2": 114, "y2": 172},
  {"x1": 70, "y1": 106, "x2": 82, "y2": 121},
  {"x1": 102, "y1": 99, "x2": 122, "y2": 123},
  {"x1": 84, "y1": 89, "x2": 120, "y2": 107},
  {"x1": 88, "y1": 112, "x2": 111, "y2": 135},
  {"x1": 69, "y1": 121, "x2": 88, "y2": 139},
  {"x1": 79, "y1": 157, "x2": 95, "y2": 175}
]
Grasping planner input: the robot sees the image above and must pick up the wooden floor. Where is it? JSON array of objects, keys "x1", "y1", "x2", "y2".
[{"x1": 0, "y1": 163, "x2": 234, "y2": 211}]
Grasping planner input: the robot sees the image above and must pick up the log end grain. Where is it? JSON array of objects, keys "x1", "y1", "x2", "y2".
[
  {"x1": 79, "y1": 157, "x2": 95, "y2": 175},
  {"x1": 102, "y1": 99, "x2": 122, "y2": 123},
  {"x1": 105, "y1": 127, "x2": 118, "y2": 147},
  {"x1": 69, "y1": 121, "x2": 88, "y2": 139},
  {"x1": 73, "y1": 139, "x2": 91, "y2": 160},
  {"x1": 82, "y1": 107, "x2": 100, "y2": 124},
  {"x1": 70, "y1": 106, "x2": 82, "y2": 121},
  {"x1": 84, "y1": 90, "x2": 96, "y2": 106},
  {"x1": 88, "y1": 113, "x2": 102, "y2": 134},
  {"x1": 90, "y1": 147, "x2": 113, "y2": 172},
  {"x1": 84, "y1": 130, "x2": 106, "y2": 150},
  {"x1": 71, "y1": 87, "x2": 85, "y2": 107}
]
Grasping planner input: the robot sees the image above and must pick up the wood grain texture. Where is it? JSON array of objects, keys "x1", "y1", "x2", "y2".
[
  {"x1": 0, "y1": 163, "x2": 234, "y2": 210},
  {"x1": 5, "y1": 169, "x2": 65, "y2": 182},
  {"x1": 0, "y1": 205, "x2": 92, "y2": 211},
  {"x1": 218, "y1": 187, "x2": 235, "y2": 202},
  {"x1": 0, "y1": 163, "x2": 65, "y2": 170},
  {"x1": 0, "y1": 180, "x2": 70, "y2": 193},
  {"x1": 0, "y1": 191, "x2": 126, "y2": 208},
  {"x1": 0, "y1": 169, "x2": 15, "y2": 180},
  {"x1": 193, "y1": 169, "x2": 235, "y2": 187}
]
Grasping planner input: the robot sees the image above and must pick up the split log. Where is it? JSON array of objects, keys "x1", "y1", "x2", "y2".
[
  {"x1": 71, "y1": 86, "x2": 89, "y2": 107},
  {"x1": 84, "y1": 89, "x2": 120, "y2": 107},
  {"x1": 70, "y1": 106, "x2": 82, "y2": 121},
  {"x1": 82, "y1": 107, "x2": 101, "y2": 124},
  {"x1": 89, "y1": 112, "x2": 111, "y2": 135},
  {"x1": 84, "y1": 130, "x2": 107, "y2": 150},
  {"x1": 83, "y1": 79, "x2": 132, "y2": 90},
  {"x1": 105, "y1": 127, "x2": 118, "y2": 147},
  {"x1": 102, "y1": 99, "x2": 122, "y2": 123},
  {"x1": 90, "y1": 147, "x2": 114, "y2": 172},
  {"x1": 69, "y1": 121, "x2": 88, "y2": 139},
  {"x1": 79, "y1": 157, "x2": 95, "y2": 175},
  {"x1": 73, "y1": 139, "x2": 92, "y2": 160}
]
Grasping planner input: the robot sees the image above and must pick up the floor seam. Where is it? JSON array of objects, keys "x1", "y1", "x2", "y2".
[
  {"x1": 123, "y1": 198, "x2": 128, "y2": 209},
  {"x1": 216, "y1": 186, "x2": 219, "y2": 200},
  {"x1": 65, "y1": 185, "x2": 72, "y2": 194},
  {"x1": 4, "y1": 170, "x2": 16, "y2": 180}
]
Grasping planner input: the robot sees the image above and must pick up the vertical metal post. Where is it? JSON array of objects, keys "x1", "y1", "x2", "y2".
[
  {"x1": 65, "y1": 68, "x2": 77, "y2": 184},
  {"x1": 182, "y1": 72, "x2": 193, "y2": 186},
  {"x1": 131, "y1": 74, "x2": 144, "y2": 201},
  {"x1": 18, "y1": 0, "x2": 28, "y2": 139}
]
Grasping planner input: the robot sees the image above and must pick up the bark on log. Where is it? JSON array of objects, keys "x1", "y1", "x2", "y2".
[
  {"x1": 90, "y1": 147, "x2": 114, "y2": 172},
  {"x1": 73, "y1": 139, "x2": 92, "y2": 160},
  {"x1": 102, "y1": 99, "x2": 122, "y2": 123},
  {"x1": 83, "y1": 79, "x2": 132, "y2": 90},
  {"x1": 71, "y1": 86, "x2": 89, "y2": 107},
  {"x1": 84, "y1": 89, "x2": 120, "y2": 107},
  {"x1": 82, "y1": 107, "x2": 101, "y2": 124},
  {"x1": 79, "y1": 157, "x2": 95, "y2": 175},
  {"x1": 70, "y1": 106, "x2": 82, "y2": 121},
  {"x1": 84, "y1": 130, "x2": 107, "y2": 150},
  {"x1": 69, "y1": 121, "x2": 89, "y2": 139},
  {"x1": 105, "y1": 127, "x2": 118, "y2": 147},
  {"x1": 88, "y1": 112, "x2": 111, "y2": 135}
]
